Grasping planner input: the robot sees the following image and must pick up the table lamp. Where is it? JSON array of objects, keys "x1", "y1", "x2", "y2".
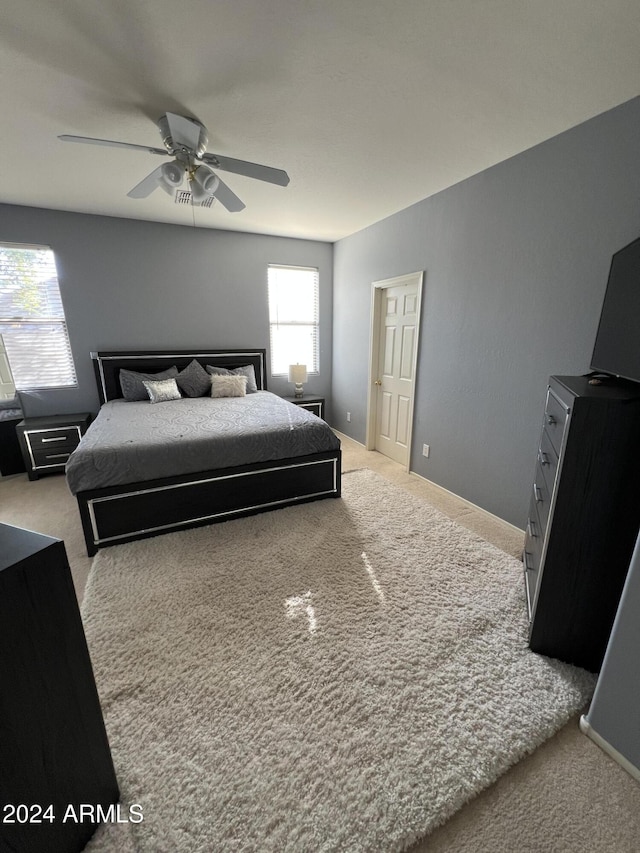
[{"x1": 288, "y1": 364, "x2": 308, "y2": 398}]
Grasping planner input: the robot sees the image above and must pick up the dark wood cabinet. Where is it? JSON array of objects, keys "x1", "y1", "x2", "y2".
[
  {"x1": 16, "y1": 413, "x2": 91, "y2": 480},
  {"x1": 282, "y1": 396, "x2": 325, "y2": 420},
  {"x1": 0, "y1": 410, "x2": 26, "y2": 475},
  {"x1": 0, "y1": 523, "x2": 119, "y2": 852},
  {"x1": 523, "y1": 375, "x2": 640, "y2": 672}
]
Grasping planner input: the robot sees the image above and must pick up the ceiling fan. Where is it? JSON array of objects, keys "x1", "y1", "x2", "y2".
[{"x1": 59, "y1": 112, "x2": 290, "y2": 213}]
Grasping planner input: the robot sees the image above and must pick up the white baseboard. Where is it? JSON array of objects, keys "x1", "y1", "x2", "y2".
[
  {"x1": 408, "y1": 469, "x2": 524, "y2": 537},
  {"x1": 580, "y1": 715, "x2": 640, "y2": 783},
  {"x1": 335, "y1": 431, "x2": 524, "y2": 537},
  {"x1": 332, "y1": 429, "x2": 365, "y2": 448}
]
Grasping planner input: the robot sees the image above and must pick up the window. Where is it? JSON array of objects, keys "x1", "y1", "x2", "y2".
[
  {"x1": 268, "y1": 265, "x2": 319, "y2": 375},
  {"x1": 0, "y1": 243, "x2": 77, "y2": 390}
]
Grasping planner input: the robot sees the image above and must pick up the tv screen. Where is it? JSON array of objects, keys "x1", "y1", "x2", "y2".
[{"x1": 590, "y1": 236, "x2": 640, "y2": 384}]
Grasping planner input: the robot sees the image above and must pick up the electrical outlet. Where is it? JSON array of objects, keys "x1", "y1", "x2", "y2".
[
  {"x1": 422, "y1": 444, "x2": 430, "y2": 458},
  {"x1": 346, "y1": 412, "x2": 351, "y2": 422}
]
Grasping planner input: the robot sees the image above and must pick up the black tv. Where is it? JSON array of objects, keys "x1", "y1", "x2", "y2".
[{"x1": 590, "y1": 236, "x2": 640, "y2": 384}]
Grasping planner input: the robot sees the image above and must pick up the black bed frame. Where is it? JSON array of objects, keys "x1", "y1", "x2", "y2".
[{"x1": 75, "y1": 349, "x2": 341, "y2": 556}]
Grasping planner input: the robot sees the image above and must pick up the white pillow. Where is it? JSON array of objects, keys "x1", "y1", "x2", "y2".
[
  {"x1": 142, "y1": 377, "x2": 182, "y2": 403},
  {"x1": 210, "y1": 374, "x2": 247, "y2": 398},
  {"x1": 206, "y1": 363, "x2": 258, "y2": 393}
]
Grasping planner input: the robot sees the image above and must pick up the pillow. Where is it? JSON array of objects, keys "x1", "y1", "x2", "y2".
[
  {"x1": 142, "y1": 377, "x2": 182, "y2": 403},
  {"x1": 175, "y1": 359, "x2": 211, "y2": 398},
  {"x1": 206, "y1": 363, "x2": 258, "y2": 393},
  {"x1": 210, "y1": 374, "x2": 247, "y2": 398},
  {"x1": 119, "y1": 366, "x2": 179, "y2": 401}
]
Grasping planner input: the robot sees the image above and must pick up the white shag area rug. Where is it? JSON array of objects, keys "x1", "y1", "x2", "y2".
[{"x1": 82, "y1": 469, "x2": 595, "y2": 853}]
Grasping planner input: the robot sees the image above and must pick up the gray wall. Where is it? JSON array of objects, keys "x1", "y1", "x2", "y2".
[
  {"x1": 332, "y1": 96, "x2": 640, "y2": 528},
  {"x1": 0, "y1": 205, "x2": 333, "y2": 417}
]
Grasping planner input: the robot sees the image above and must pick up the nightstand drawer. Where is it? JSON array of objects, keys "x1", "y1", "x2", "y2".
[
  {"x1": 282, "y1": 396, "x2": 325, "y2": 420},
  {"x1": 32, "y1": 448, "x2": 74, "y2": 468},
  {"x1": 296, "y1": 400, "x2": 323, "y2": 418},
  {"x1": 25, "y1": 425, "x2": 83, "y2": 452}
]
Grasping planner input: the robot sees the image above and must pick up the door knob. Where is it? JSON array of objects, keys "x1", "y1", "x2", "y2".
[{"x1": 374, "y1": 379, "x2": 382, "y2": 386}]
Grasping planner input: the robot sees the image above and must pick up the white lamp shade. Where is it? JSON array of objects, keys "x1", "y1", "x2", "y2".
[
  {"x1": 193, "y1": 165, "x2": 220, "y2": 196},
  {"x1": 288, "y1": 364, "x2": 308, "y2": 384},
  {"x1": 161, "y1": 160, "x2": 183, "y2": 185},
  {"x1": 158, "y1": 160, "x2": 184, "y2": 194}
]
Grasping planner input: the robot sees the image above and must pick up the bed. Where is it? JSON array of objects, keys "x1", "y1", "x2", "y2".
[{"x1": 67, "y1": 349, "x2": 341, "y2": 556}]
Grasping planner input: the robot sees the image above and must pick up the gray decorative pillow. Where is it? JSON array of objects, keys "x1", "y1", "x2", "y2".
[
  {"x1": 206, "y1": 364, "x2": 258, "y2": 393},
  {"x1": 120, "y1": 366, "x2": 179, "y2": 401},
  {"x1": 175, "y1": 359, "x2": 211, "y2": 398},
  {"x1": 210, "y1": 374, "x2": 247, "y2": 398},
  {"x1": 142, "y1": 377, "x2": 182, "y2": 403}
]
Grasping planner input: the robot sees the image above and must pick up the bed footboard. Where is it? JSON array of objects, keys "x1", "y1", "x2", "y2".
[{"x1": 77, "y1": 450, "x2": 341, "y2": 556}]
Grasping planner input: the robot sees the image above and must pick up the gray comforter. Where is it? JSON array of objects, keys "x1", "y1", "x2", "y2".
[{"x1": 65, "y1": 391, "x2": 340, "y2": 494}]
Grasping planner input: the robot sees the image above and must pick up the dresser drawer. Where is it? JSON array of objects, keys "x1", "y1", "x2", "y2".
[
  {"x1": 532, "y1": 460, "x2": 552, "y2": 533},
  {"x1": 25, "y1": 425, "x2": 83, "y2": 452},
  {"x1": 537, "y1": 427, "x2": 559, "y2": 493},
  {"x1": 543, "y1": 387, "x2": 570, "y2": 455},
  {"x1": 523, "y1": 506, "x2": 544, "y2": 619}
]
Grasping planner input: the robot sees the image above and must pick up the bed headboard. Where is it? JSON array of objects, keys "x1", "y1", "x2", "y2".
[{"x1": 91, "y1": 349, "x2": 267, "y2": 404}]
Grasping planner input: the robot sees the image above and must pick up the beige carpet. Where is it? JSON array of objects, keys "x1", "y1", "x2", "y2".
[
  {"x1": 81, "y1": 469, "x2": 594, "y2": 852},
  {"x1": 2, "y1": 438, "x2": 640, "y2": 850}
]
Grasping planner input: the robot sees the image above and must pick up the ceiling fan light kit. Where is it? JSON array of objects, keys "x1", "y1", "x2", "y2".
[
  {"x1": 158, "y1": 159, "x2": 184, "y2": 194},
  {"x1": 192, "y1": 165, "x2": 219, "y2": 196},
  {"x1": 59, "y1": 112, "x2": 289, "y2": 214}
]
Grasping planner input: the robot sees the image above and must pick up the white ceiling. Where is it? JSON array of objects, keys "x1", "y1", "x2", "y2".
[{"x1": 1, "y1": 0, "x2": 639, "y2": 242}]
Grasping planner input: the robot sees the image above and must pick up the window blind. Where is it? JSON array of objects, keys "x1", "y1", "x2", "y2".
[
  {"x1": 268, "y1": 265, "x2": 319, "y2": 375},
  {"x1": 0, "y1": 243, "x2": 77, "y2": 389}
]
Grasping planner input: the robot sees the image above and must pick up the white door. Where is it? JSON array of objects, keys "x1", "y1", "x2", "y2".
[
  {"x1": 368, "y1": 273, "x2": 422, "y2": 468},
  {"x1": 0, "y1": 335, "x2": 17, "y2": 400}
]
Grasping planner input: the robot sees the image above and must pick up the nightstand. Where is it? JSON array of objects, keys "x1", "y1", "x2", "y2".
[
  {"x1": 17, "y1": 413, "x2": 91, "y2": 480},
  {"x1": 283, "y1": 396, "x2": 325, "y2": 420}
]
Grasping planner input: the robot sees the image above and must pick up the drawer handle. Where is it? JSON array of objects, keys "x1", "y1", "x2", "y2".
[
  {"x1": 523, "y1": 551, "x2": 534, "y2": 572},
  {"x1": 527, "y1": 519, "x2": 537, "y2": 538},
  {"x1": 45, "y1": 453, "x2": 70, "y2": 460},
  {"x1": 537, "y1": 450, "x2": 548, "y2": 466},
  {"x1": 41, "y1": 436, "x2": 67, "y2": 443},
  {"x1": 546, "y1": 414, "x2": 556, "y2": 426},
  {"x1": 533, "y1": 484, "x2": 543, "y2": 503}
]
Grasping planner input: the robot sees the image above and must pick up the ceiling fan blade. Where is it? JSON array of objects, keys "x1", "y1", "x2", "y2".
[
  {"x1": 165, "y1": 112, "x2": 202, "y2": 151},
  {"x1": 126, "y1": 165, "x2": 165, "y2": 198},
  {"x1": 211, "y1": 176, "x2": 246, "y2": 212},
  {"x1": 201, "y1": 152, "x2": 290, "y2": 187},
  {"x1": 58, "y1": 134, "x2": 167, "y2": 156}
]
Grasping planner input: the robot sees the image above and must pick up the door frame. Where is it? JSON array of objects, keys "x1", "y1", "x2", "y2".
[{"x1": 366, "y1": 271, "x2": 424, "y2": 471}]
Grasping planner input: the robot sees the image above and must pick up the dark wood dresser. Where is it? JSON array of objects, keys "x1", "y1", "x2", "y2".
[
  {"x1": 0, "y1": 523, "x2": 119, "y2": 852},
  {"x1": 0, "y1": 409, "x2": 26, "y2": 475},
  {"x1": 523, "y1": 375, "x2": 640, "y2": 672}
]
